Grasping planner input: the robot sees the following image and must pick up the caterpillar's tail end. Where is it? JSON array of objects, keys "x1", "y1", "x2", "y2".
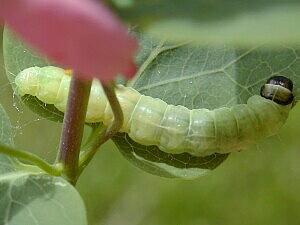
[{"x1": 15, "y1": 67, "x2": 40, "y2": 96}]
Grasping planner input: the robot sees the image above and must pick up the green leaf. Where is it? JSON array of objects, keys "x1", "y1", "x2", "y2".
[
  {"x1": 3, "y1": 28, "x2": 64, "y2": 122},
  {"x1": 0, "y1": 105, "x2": 87, "y2": 225},
  {"x1": 0, "y1": 106, "x2": 14, "y2": 147},
  {"x1": 111, "y1": 0, "x2": 300, "y2": 46},
  {"x1": 0, "y1": 173, "x2": 87, "y2": 225},
  {"x1": 113, "y1": 35, "x2": 300, "y2": 178},
  {"x1": 0, "y1": 105, "x2": 19, "y2": 175}
]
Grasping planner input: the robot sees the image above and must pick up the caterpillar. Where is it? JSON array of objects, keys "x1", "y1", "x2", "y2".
[{"x1": 15, "y1": 66, "x2": 294, "y2": 157}]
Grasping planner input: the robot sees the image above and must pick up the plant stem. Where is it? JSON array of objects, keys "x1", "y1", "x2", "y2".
[
  {"x1": 78, "y1": 125, "x2": 107, "y2": 174},
  {"x1": 0, "y1": 144, "x2": 61, "y2": 176},
  {"x1": 58, "y1": 75, "x2": 92, "y2": 185},
  {"x1": 102, "y1": 82, "x2": 124, "y2": 137},
  {"x1": 78, "y1": 82, "x2": 123, "y2": 174}
]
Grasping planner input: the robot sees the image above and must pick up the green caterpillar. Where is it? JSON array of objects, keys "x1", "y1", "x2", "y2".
[{"x1": 15, "y1": 66, "x2": 294, "y2": 157}]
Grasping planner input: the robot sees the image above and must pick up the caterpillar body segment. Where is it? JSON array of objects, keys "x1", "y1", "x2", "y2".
[{"x1": 15, "y1": 66, "x2": 293, "y2": 156}]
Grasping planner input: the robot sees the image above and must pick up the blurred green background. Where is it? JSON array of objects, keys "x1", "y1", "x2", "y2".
[{"x1": 1, "y1": 28, "x2": 300, "y2": 225}]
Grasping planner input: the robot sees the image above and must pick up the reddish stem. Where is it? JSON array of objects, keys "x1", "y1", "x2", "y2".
[{"x1": 58, "y1": 75, "x2": 92, "y2": 185}]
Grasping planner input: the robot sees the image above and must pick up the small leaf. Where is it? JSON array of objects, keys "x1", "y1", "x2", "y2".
[
  {"x1": 112, "y1": 0, "x2": 300, "y2": 46},
  {"x1": 0, "y1": 173, "x2": 87, "y2": 225}
]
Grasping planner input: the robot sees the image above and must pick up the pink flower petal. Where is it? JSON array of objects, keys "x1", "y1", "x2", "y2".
[
  {"x1": 0, "y1": 0, "x2": 138, "y2": 83},
  {"x1": 121, "y1": 60, "x2": 137, "y2": 78}
]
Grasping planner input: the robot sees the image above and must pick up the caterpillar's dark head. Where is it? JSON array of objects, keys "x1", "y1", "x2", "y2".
[{"x1": 260, "y1": 76, "x2": 294, "y2": 105}]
